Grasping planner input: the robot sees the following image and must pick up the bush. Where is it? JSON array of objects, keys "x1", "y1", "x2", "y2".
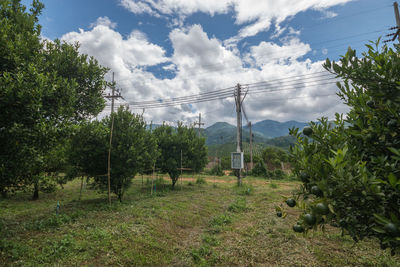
[
  {"x1": 209, "y1": 165, "x2": 224, "y2": 176},
  {"x1": 196, "y1": 177, "x2": 207, "y2": 185},
  {"x1": 251, "y1": 161, "x2": 267, "y2": 177},
  {"x1": 273, "y1": 169, "x2": 286, "y2": 180},
  {"x1": 288, "y1": 42, "x2": 400, "y2": 254}
]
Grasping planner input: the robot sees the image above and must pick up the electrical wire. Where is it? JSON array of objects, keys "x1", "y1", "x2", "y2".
[
  {"x1": 129, "y1": 75, "x2": 340, "y2": 109},
  {"x1": 128, "y1": 72, "x2": 337, "y2": 108}
]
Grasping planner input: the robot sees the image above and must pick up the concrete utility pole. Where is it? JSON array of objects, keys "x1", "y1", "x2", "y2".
[
  {"x1": 234, "y1": 83, "x2": 244, "y2": 186},
  {"x1": 194, "y1": 113, "x2": 204, "y2": 137},
  {"x1": 104, "y1": 72, "x2": 123, "y2": 205},
  {"x1": 249, "y1": 121, "x2": 253, "y2": 171},
  {"x1": 394, "y1": 2, "x2": 400, "y2": 42}
]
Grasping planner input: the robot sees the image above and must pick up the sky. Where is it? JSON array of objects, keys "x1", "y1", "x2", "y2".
[{"x1": 22, "y1": 0, "x2": 396, "y2": 126}]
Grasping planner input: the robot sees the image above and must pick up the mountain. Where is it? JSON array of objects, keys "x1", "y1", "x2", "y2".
[
  {"x1": 248, "y1": 120, "x2": 308, "y2": 139},
  {"x1": 203, "y1": 122, "x2": 268, "y2": 145},
  {"x1": 203, "y1": 119, "x2": 307, "y2": 145},
  {"x1": 203, "y1": 122, "x2": 236, "y2": 145}
]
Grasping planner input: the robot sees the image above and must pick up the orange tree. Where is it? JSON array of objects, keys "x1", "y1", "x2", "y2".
[
  {"x1": 287, "y1": 41, "x2": 400, "y2": 254},
  {"x1": 153, "y1": 123, "x2": 207, "y2": 188}
]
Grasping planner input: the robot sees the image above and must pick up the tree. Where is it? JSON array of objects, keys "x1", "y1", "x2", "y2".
[
  {"x1": 0, "y1": 0, "x2": 108, "y2": 199},
  {"x1": 251, "y1": 159, "x2": 267, "y2": 177},
  {"x1": 154, "y1": 123, "x2": 208, "y2": 188},
  {"x1": 288, "y1": 41, "x2": 400, "y2": 254},
  {"x1": 68, "y1": 107, "x2": 157, "y2": 202}
]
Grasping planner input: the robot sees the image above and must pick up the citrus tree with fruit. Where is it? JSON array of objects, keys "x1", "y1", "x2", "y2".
[{"x1": 285, "y1": 40, "x2": 400, "y2": 254}]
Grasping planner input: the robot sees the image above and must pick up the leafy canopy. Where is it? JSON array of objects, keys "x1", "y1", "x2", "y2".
[
  {"x1": 153, "y1": 123, "x2": 208, "y2": 188},
  {"x1": 289, "y1": 40, "x2": 400, "y2": 254},
  {"x1": 0, "y1": 0, "x2": 108, "y2": 197}
]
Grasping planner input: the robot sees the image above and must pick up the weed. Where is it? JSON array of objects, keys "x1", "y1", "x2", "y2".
[
  {"x1": 39, "y1": 235, "x2": 76, "y2": 263},
  {"x1": 202, "y1": 234, "x2": 220, "y2": 246},
  {"x1": 24, "y1": 214, "x2": 72, "y2": 231},
  {"x1": 269, "y1": 183, "x2": 279, "y2": 189},
  {"x1": 234, "y1": 184, "x2": 254, "y2": 196},
  {"x1": 209, "y1": 213, "x2": 232, "y2": 228},
  {"x1": 196, "y1": 177, "x2": 207, "y2": 185},
  {"x1": 227, "y1": 198, "x2": 247, "y2": 213}
]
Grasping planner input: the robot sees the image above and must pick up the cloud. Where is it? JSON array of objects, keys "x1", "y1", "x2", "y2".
[
  {"x1": 119, "y1": 0, "x2": 160, "y2": 17},
  {"x1": 90, "y1": 16, "x2": 117, "y2": 29},
  {"x1": 321, "y1": 10, "x2": 338, "y2": 19},
  {"x1": 120, "y1": 0, "x2": 354, "y2": 43},
  {"x1": 62, "y1": 22, "x2": 168, "y2": 68},
  {"x1": 61, "y1": 19, "x2": 348, "y2": 126}
]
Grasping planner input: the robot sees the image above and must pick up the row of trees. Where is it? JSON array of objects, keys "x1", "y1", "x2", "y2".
[
  {"x1": 69, "y1": 108, "x2": 207, "y2": 201},
  {"x1": 0, "y1": 0, "x2": 208, "y2": 201},
  {"x1": 288, "y1": 41, "x2": 400, "y2": 253}
]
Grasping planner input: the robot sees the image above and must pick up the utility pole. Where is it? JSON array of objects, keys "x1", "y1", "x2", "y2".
[
  {"x1": 234, "y1": 83, "x2": 246, "y2": 186},
  {"x1": 180, "y1": 149, "x2": 183, "y2": 189},
  {"x1": 194, "y1": 113, "x2": 204, "y2": 137},
  {"x1": 104, "y1": 72, "x2": 122, "y2": 205},
  {"x1": 249, "y1": 121, "x2": 253, "y2": 171},
  {"x1": 394, "y1": 2, "x2": 400, "y2": 42},
  {"x1": 386, "y1": 2, "x2": 400, "y2": 43}
]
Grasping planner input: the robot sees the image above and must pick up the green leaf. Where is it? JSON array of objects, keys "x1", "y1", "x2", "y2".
[
  {"x1": 375, "y1": 179, "x2": 388, "y2": 185},
  {"x1": 388, "y1": 147, "x2": 400, "y2": 156},
  {"x1": 372, "y1": 227, "x2": 386, "y2": 234},
  {"x1": 388, "y1": 173, "x2": 397, "y2": 188},
  {"x1": 373, "y1": 214, "x2": 391, "y2": 225},
  {"x1": 325, "y1": 58, "x2": 331, "y2": 68}
]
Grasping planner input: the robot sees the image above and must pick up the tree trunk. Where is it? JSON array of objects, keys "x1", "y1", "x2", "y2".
[
  {"x1": 171, "y1": 178, "x2": 177, "y2": 189},
  {"x1": 33, "y1": 182, "x2": 39, "y2": 200},
  {"x1": 79, "y1": 176, "x2": 84, "y2": 201}
]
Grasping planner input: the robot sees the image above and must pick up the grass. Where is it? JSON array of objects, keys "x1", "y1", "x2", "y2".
[{"x1": 1, "y1": 175, "x2": 399, "y2": 266}]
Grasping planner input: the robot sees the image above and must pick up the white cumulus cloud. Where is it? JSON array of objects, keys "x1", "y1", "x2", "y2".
[
  {"x1": 120, "y1": 0, "x2": 354, "y2": 43},
  {"x1": 89, "y1": 16, "x2": 117, "y2": 29},
  {"x1": 61, "y1": 18, "x2": 348, "y2": 126}
]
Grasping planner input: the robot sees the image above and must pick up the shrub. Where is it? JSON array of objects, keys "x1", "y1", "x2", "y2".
[
  {"x1": 273, "y1": 169, "x2": 286, "y2": 180},
  {"x1": 209, "y1": 165, "x2": 224, "y2": 176},
  {"x1": 196, "y1": 177, "x2": 207, "y2": 185},
  {"x1": 251, "y1": 161, "x2": 267, "y2": 177},
  {"x1": 288, "y1": 42, "x2": 400, "y2": 254}
]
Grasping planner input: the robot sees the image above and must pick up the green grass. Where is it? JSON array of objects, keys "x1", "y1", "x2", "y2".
[{"x1": 1, "y1": 176, "x2": 399, "y2": 266}]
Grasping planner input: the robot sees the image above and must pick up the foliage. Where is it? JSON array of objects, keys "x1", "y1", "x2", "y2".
[
  {"x1": 288, "y1": 41, "x2": 400, "y2": 254},
  {"x1": 273, "y1": 169, "x2": 286, "y2": 180},
  {"x1": 196, "y1": 177, "x2": 207, "y2": 185},
  {"x1": 209, "y1": 165, "x2": 224, "y2": 176},
  {"x1": 153, "y1": 123, "x2": 207, "y2": 188},
  {"x1": 262, "y1": 146, "x2": 289, "y2": 167},
  {"x1": 251, "y1": 160, "x2": 267, "y2": 177},
  {"x1": 220, "y1": 156, "x2": 231, "y2": 170},
  {"x1": 68, "y1": 107, "x2": 157, "y2": 201},
  {"x1": 0, "y1": 0, "x2": 108, "y2": 198}
]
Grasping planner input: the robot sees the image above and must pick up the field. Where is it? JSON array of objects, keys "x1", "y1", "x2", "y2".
[{"x1": 1, "y1": 175, "x2": 399, "y2": 266}]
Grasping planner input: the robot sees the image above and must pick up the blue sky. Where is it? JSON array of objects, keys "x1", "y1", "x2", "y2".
[{"x1": 22, "y1": 0, "x2": 397, "y2": 126}]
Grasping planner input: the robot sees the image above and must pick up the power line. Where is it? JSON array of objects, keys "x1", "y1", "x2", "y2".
[
  {"x1": 129, "y1": 75, "x2": 340, "y2": 109},
  {"x1": 299, "y1": 4, "x2": 392, "y2": 30},
  {"x1": 128, "y1": 72, "x2": 335, "y2": 108}
]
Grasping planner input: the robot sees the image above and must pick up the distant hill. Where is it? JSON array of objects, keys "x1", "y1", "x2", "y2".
[
  {"x1": 203, "y1": 119, "x2": 307, "y2": 145},
  {"x1": 204, "y1": 122, "x2": 268, "y2": 145},
  {"x1": 144, "y1": 119, "x2": 304, "y2": 149},
  {"x1": 248, "y1": 120, "x2": 308, "y2": 138}
]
